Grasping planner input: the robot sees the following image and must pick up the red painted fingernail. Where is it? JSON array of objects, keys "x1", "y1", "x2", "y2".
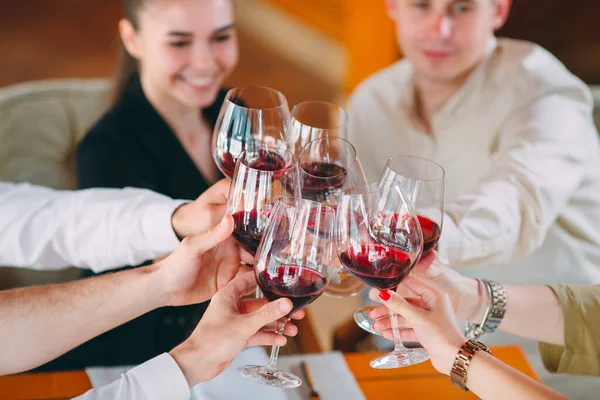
[{"x1": 379, "y1": 290, "x2": 391, "y2": 301}]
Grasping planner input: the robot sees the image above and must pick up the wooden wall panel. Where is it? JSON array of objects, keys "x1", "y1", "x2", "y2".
[
  {"x1": 499, "y1": 0, "x2": 600, "y2": 84},
  {"x1": 266, "y1": 0, "x2": 399, "y2": 93}
]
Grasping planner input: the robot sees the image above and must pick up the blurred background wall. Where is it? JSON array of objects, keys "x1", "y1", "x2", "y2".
[{"x1": 1, "y1": 0, "x2": 599, "y2": 100}]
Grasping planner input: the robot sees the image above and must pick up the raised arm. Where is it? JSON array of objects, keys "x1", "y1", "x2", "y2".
[
  {"x1": 438, "y1": 90, "x2": 597, "y2": 267},
  {"x1": 0, "y1": 182, "x2": 182, "y2": 271}
]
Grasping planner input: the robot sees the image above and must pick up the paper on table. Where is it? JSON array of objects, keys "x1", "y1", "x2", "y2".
[
  {"x1": 193, "y1": 348, "x2": 366, "y2": 400},
  {"x1": 279, "y1": 352, "x2": 366, "y2": 400}
]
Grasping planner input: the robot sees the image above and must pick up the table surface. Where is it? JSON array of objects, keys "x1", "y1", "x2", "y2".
[{"x1": 0, "y1": 346, "x2": 538, "y2": 400}]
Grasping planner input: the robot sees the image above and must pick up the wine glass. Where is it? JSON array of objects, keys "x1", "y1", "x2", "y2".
[
  {"x1": 354, "y1": 155, "x2": 445, "y2": 335},
  {"x1": 288, "y1": 101, "x2": 348, "y2": 156},
  {"x1": 337, "y1": 183, "x2": 426, "y2": 369},
  {"x1": 238, "y1": 198, "x2": 336, "y2": 388},
  {"x1": 212, "y1": 86, "x2": 290, "y2": 179},
  {"x1": 227, "y1": 144, "x2": 300, "y2": 257},
  {"x1": 296, "y1": 136, "x2": 367, "y2": 204},
  {"x1": 380, "y1": 155, "x2": 445, "y2": 255},
  {"x1": 296, "y1": 136, "x2": 368, "y2": 297}
]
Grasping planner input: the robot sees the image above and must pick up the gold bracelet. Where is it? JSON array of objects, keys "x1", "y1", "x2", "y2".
[{"x1": 450, "y1": 339, "x2": 492, "y2": 392}]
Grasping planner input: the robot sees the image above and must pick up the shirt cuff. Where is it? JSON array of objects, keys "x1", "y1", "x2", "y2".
[
  {"x1": 141, "y1": 199, "x2": 188, "y2": 255},
  {"x1": 128, "y1": 353, "x2": 190, "y2": 400}
]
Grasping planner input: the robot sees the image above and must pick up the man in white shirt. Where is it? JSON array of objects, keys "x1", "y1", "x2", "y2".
[
  {"x1": 339, "y1": 1, "x2": 600, "y2": 396},
  {"x1": 0, "y1": 179, "x2": 233, "y2": 272},
  {"x1": 347, "y1": 0, "x2": 600, "y2": 285},
  {"x1": 1, "y1": 216, "x2": 302, "y2": 399}
]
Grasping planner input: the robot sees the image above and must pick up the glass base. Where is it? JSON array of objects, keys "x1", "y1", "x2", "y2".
[
  {"x1": 238, "y1": 365, "x2": 302, "y2": 388},
  {"x1": 370, "y1": 349, "x2": 430, "y2": 369},
  {"x1": 354, "y1": 306, "x2": 379, "y2": 335}
]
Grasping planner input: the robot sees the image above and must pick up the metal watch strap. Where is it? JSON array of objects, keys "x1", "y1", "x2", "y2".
[
  {"x1": 465, "y1": 280, "x2": 507, "y2": 340},
  {"x1": 450, "y1": 340, "x2": 492, "y2": 391}
]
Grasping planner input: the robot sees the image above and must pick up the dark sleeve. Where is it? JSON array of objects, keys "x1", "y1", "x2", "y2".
[{"x1": 76, "y1": 128, "x2": 159, "y2": 191}]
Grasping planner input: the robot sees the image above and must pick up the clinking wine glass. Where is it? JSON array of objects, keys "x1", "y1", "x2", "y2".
[
  {"x1": 354, "y1": 155, "x2": 445, "y2": 335},
  {"x1": 337, "y1": 183, "x2": 427, "y2": 369},
  {"x1": 288, "y1": 100, "x2": 348, "y2": 156},
  {"x1": 212, "y1": 86, "x2": 290, "y2": 179},
  {"x1": 296, "y1": 136, "x2": 368, "y2": 297},
  {"x1": 227, "y1": 144, "x2": 299, "y2": 299},
  {"x1": 238, "y1": 198, "x2": 336, "y2": 387},
  {"x1": 226, "y1": 144, "x2": 300, "y2": 257}
]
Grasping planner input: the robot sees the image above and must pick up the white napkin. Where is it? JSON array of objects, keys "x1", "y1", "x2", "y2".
[
  {"x1": 85, "y1": 364, "x2": 134, "y2": 388},
  {"x1": 193, "y1": 348, "x2": 365, "y2": 400}
]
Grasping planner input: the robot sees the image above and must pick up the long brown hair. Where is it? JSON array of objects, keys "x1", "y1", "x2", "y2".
[{"x1": 111, "y1": 0, "x2": 151, "y2": 104}]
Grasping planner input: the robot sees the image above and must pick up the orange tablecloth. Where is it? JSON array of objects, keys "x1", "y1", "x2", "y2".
[
  {"x1": 347, "y1": 346, "x2": 538, "y2": 399},
  {"x1": 0, "y1": 346, "x2": 538, "y2": 400}
]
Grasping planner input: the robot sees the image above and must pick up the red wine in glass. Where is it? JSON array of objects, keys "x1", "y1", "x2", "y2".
[
  {"x1": 232, "y1": 210, "x2": 266, "y2": 256},
  {"x1": 212, "y1": 86, "x2": 290, "y2": 179},
  {"x1": 227, "y1": 145, "x2": 299, "y2": 259},
  {"x1": 239, "y1": 198, "x2": 334, "y2": 388},
  {"x1": 367, "y1": 213, "x2": 440, "y2": 256},
  {"x1": 257, "y1": 264, "x2": 328, "y2": 315},
  {"x1": 228, "y1": 147, "x2": 290, "y2": 181},
  {"x1": 418, "y1": 215, "x2": 441, "y2": 255},
  {"x1": 299, "y1": 161, "x2": 347, "y2": 202},
  {"x1": 213, "y1": 148, "x2": 237, "y2": 179},
  {"x1": 338, "y1": 244, "x2": 413, "y2": 290},
  {"x1": 245, "y1": 149, "x2": 289, "y2": 177}
]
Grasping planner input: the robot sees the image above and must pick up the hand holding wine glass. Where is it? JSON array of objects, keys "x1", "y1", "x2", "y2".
[{"x1": 370, "y1": 275, "x2": 468, "y2": 376}]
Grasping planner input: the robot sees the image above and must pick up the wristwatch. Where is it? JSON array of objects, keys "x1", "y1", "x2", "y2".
[
  {"x1": 465, "y1": 280, "x2": 507, "y2": 340},
  {"x1": 450, "y1": 339, "x2": 492, "y2": 391}
]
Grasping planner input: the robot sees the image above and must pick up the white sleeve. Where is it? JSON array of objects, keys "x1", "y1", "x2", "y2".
[
  {"x1": 0, "y1": 182, "x2": 185, "y2": 272},
  {"x1": 438, "y1": 91, "x2": 598, "y2": 267},
  {"x1": 74, "y1": 353, "x2": 190, "y2": 400}
]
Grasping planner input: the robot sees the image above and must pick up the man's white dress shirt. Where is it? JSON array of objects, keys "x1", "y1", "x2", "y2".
[
  {"x1": 0, "y1": 182, "x2": 192, "y2": 397},
  {"x1": 0, "y1": 181, "x2": 184, "y2": 271},
  {"x1": 74, "y1": 353, "x2": 190, "y2": 400},
  {"x1": 348, "y1": 38, "x2": 600, "y2": 285}
]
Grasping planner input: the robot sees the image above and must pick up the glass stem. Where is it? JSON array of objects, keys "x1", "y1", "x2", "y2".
[
  {"x1": 389, "y1": 310, "x2": 408, "y2": 352},
  {"x1": 268, "y1": 318, "x2": 289, "y2": 369},
  {"x1": 255, "y1": 287, "x2": 263, "y2": 299}
]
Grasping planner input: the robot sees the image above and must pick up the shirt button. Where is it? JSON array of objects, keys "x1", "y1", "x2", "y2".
[
  {"x1": 177, "y1": 317, "x2": 187, "y2": 327},
  {"x1": 164, "y1": 316, "x2": 174, "y2": 326}
]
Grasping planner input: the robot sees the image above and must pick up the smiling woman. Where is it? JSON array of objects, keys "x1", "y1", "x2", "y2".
[
  {"x1": 115, "y1": 0, "x2": 238, "y2": 112},
  {"x1": 36, "y1": 0, "x2": 242, "y2": 371}
]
